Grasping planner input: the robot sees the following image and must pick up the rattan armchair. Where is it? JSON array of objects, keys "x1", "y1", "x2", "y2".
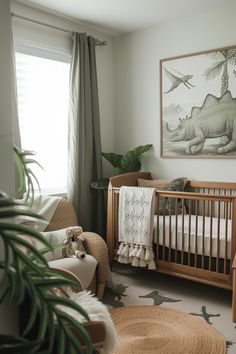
[{"x1": 45, "y1": 198, "x2": 109, "y2": 299}]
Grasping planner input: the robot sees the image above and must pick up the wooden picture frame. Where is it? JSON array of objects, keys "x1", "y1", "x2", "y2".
[{"x1": 160, "y1": 45, "x2": 236, "y2": 158}]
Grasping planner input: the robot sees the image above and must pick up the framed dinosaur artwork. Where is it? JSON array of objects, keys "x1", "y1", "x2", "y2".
[{"x1": 160, "y1": 45, "x2": 236, "y2": 158}]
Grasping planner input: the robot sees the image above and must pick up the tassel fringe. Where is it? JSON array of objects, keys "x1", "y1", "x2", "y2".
[{"x1": 117, "y1": 242, "x2": 156, "y2": 270}]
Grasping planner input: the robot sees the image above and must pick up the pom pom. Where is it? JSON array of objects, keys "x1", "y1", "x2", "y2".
[
  {"x1": 128, "y1": 244, "x2": 135, "y2": 257},
  {"x1": 148, "y1": 259, "x2": 156, "y2": 270},
  {"x1": 139, "y1": 259, "x2": 147, "y2": 267},
  {"x1": 137, "y1": 245, "x2": 145, "y2": 260},
  {"x1": 121, "y1": 243, "x2": 129, "y2": 257},
  {"x1": 145, "y1": 247, "x2": 151, "y2": 261},
  {"x1": 118, "y1": 255, "x2": 125, "y2": 263},
  {"x1": 117, "y1": 242, "x2": 124, "y2": 255},
  {"x1": 123, "y1": 256, "x2": 130, "y2": 264},
  {"x1": 131, "y1": 257, "x2": 139, "y2": 267}
]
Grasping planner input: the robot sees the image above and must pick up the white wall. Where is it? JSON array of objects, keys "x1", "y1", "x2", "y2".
[
  {"x1": 114, "y1": 4, "x2": 236, "y2": 181},
  {"x1": 0, "y1": 1, "x2": 15, "y2": 195},
  {"x1": 11, "y1": 0, "x2": 114, "y2": 176}
]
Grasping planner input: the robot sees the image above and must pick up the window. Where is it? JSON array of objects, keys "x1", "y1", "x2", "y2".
[{"x1": 15, "y1": 52, "x2": 70, "y2": 194}]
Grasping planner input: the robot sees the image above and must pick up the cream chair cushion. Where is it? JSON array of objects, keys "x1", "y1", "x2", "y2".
[{"x1": 49, "y1": 255, "x2": 97, "y2": 290}]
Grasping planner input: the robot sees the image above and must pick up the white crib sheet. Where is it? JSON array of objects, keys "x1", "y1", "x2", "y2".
[{"x1": 153, "y1": 215, "x2": 232, "y2": 260}]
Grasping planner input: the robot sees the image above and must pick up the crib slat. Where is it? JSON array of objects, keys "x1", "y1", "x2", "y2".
[
  {"x1": 163, "y1": 207, "x2": 166, "y2": 260},
  {"x1": 216, "y1": 201, "x2": 221, "y2": 273},
  {"x1": 175, "y1": 200, "x2": 178, "y2": 263},
  {"x1": 207, "y1": 188, "x2": 210, "y2": 216},
  {"x1": 224, "y1": 189, "x2": 227, "y2": 219},
  {"x1": 188, "y1": 199, "x2": 192, "y2": 266},
  {"x1": 224, "y1": 201, "x2": 228, "y2": 275},
  {"x1": 194, "y1": 200, "x2": 199, "y2": 268},
  {"x1": 209, "y1": 201, "x2": 213, "y2": 271},
  {"x1": 201, "y1": 200, "x2": 205, "y2": 269},
  {"x1": 229, "y1": 190, "x2": 232, "y2": 218},
  {"x1": 181, "y1": 198, "x2": 184, "y2": 265}
]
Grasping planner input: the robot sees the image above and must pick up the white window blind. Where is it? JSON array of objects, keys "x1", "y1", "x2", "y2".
[{"x1": 15, "y1": 52, "x2": 70, "y2": 194}]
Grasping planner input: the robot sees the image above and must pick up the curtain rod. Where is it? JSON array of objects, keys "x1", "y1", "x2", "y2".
[{"x1": 11, "y1": 12, "x2": 107, "y2": 47}]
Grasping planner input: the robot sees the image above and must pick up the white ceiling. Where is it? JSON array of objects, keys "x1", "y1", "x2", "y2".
[{"x1": 20, "y1": 0, "x2": 235, "y2": 36}]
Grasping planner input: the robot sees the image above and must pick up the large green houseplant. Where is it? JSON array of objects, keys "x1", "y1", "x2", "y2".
[
  {"x1": 0, "y1": 147, "x2": 92, "y2": 353},
  {"x1": 92, "y1": 144, "x2": 152, "y2": 189}
]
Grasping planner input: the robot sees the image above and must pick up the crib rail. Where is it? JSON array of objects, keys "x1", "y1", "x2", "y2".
[
  {"x1": 107, "y1": 178, "x2": 236, "y2": 290},
  {"x1": 154, "y1": 190, "x2": 233, "y2": 275}
]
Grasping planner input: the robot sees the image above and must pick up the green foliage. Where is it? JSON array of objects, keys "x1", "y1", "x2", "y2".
[
  {"x1": 92, "y1": 144, "x2": 152, "y2": 189},
  {"x1": 0, "y1": 192, "x2": 92, "y2": 354},
  {"x1": 14, "y1": 145, "x2": 43, "y2": 202}
]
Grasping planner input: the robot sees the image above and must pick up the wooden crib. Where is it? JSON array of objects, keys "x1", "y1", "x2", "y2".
[{"x1": 106, "y1": 172, "x2": 236, "y2": 321}]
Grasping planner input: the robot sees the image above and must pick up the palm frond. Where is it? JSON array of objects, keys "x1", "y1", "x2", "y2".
[
  {"x1": 203, "y1": 60, "x2": 225, "y2": 80},
  {"x1": 206, "y1": 51, "x2": 225, "y2": 61},
  {"x1": 0, "y1": 193, "x2": 92, "y2": 353},
  {"x1": 14, "y1": 145, "x2": 43, "y2": 202}
]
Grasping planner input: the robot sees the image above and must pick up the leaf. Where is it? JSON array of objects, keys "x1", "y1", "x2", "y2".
[
  {"x1": 45, "y1": 295, "x2": 90, "y2": 322},
  {"x1": 56, "y1": 310, "x2": 92, "y2": 353},
  {"x1": 91, "y1": 178, "x2": 109, "y2": 190},
  {"x1": 204, "y1": 60, "x2": 224, "y2": 80},
  {"x1": 13, "y1": 151, "x2": 26, "y2": 192},
  {"x1": 0, "y1": 223, "x2": 51, "y2": 249},
  {"x1": 14, "y1": 145, "x2": 42, "y2": 202},
  {"x1": 0, "y1": 287, "x2": 9, "y2": 306},
  {"x1": 22, "y1": 282, "x2": 39, "y2": 336},
  {"x1": 23, "y1": 159, "x2": 44, "y2": 170},
  {"x1": 57, "y1": 325, "x2": 66, "y2": 354},
  {"x1": 102, "y1": 152, "x2": 123, "y2": 168},
  {"x1": 27, "y1": 168, "x2": 41, "y2": 191},
  {"x1": 11, "y1": 244, "x2": 45, "y2": 276},
  {"x1": 0, "y1": 336, "x2": 44, "y2": 352},
  {"x1": 121, "y1": 144, "x2": 152, "y2": 172},
  {"x1": 33, "y1": 278, "x2": 75, "y2": 289},
  {"x1": 47, "y1": 308, "x2": 56, "y2": 352},
  {"x1": 6, "y1": 232, "x2": 48, "y2": 266},
  {"x1": 37, "y1": 301, "x2": 49, "y2": 342},
  {"x1": 114, "y1": 167, "x2": 126, "y2": 175}
]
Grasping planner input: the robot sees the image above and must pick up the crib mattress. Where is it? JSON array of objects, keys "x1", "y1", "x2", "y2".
[{"x1": 153, "y1": 215, "x2": 232, "y2": 260}]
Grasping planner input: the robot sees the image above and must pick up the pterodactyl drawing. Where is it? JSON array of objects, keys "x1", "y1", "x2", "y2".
[{"x1": 164, "y1": 68, "x2": 195, "y2": 93}]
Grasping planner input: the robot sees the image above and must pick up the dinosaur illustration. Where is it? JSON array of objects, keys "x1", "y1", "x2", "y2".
[
  {"x1": 103, "y1": 283, "x2": 129, "y2": 308},
  {"x1": 139, "y1": 290, "x2": 181, "y2": 306},
  {"x1": 166, "y1": 91, "x2": 236, "y2": 154},
  {"x1": 226, "y1": 340, "x2": 236, "y2": 348},
  {"x1": 190, "y1": 306, "x2": 220, "y2": 324},
  {"x1": 164, "y1": 68, "x2": 195, "y2": 93}
]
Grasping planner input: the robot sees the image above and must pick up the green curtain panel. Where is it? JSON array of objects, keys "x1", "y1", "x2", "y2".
[{"x1": 68, "y1": 33, "x2": 105, "y2": 236}]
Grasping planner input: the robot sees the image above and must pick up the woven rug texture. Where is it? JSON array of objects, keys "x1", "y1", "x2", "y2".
[{"x1": 103, "y1": 263, "x2": 235, "y2": 354}]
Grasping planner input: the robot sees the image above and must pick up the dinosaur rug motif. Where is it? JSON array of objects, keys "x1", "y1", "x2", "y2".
[{"x1": 104, "y1": 263, "x2": 236, "y2": 354}]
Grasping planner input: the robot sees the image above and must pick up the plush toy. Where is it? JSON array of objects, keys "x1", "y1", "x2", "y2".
[{"x1": 62, "y1": 226, "x2": 87, "y2": 259}]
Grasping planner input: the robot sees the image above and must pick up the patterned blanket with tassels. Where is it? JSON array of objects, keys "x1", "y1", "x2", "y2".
[{"x1": 117, "y1": 186, "x2": 156, "y2": 270}]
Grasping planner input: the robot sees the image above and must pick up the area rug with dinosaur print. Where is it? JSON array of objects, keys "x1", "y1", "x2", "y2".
[{"x1": 103, "y1": 263, "x2": 235, "y2": 354}]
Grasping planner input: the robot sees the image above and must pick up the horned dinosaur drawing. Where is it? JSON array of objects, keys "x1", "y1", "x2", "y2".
[
  {"x1": 164, "y1": 68, "x2": 195, "y2": 93},
  {"x1": 166, "y1": 91, "x2": 236, "y2": 155}
]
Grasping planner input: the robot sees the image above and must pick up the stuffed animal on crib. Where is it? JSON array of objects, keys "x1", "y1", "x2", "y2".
[{"x1": 62, "y1": 226, "x2": 87, "y2": 259}]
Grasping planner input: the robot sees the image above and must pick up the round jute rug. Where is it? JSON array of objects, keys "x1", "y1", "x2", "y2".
[{"x1": 110, "y1": 305, "x2": 226, "y2": 354}]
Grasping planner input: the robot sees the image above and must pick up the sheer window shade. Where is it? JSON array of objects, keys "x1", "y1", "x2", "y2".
[
  {"x1": 13, "y1": 18, "x2": 72, "y2": 194},
  {"x1": 15, "y1": 52, "x2": 70, "y2": 194}
]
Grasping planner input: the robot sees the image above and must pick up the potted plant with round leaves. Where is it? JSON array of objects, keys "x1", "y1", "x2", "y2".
[{"x1": 91, "y1": 144, "x2": 152, "y2": 190}]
